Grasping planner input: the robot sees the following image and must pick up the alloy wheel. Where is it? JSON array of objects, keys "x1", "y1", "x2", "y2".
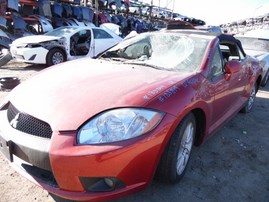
[
  {"x1": 52, "y1": 52, "x2": 64, "y2": 65},
  {"x1": 176, "y1": 122, "x2": 194, "y2": 175},
  {"x1": 247, "y1": 85, "x2": 256, "y2": 111}
]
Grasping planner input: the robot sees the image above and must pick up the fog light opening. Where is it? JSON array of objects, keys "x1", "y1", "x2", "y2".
[
  {"x1": 80, "y1": 176, "x2": 125, "y2": 192},
  {"x1": 104, "y1": 178, "x2": 114, "y2": 188}
]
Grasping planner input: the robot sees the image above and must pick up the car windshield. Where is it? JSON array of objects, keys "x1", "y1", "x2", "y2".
[
  {"x1": 101, "y1": 32, "x2": 210, "y2": 72},
  {"x1": 44, "y1": 27, "x2": 78, "y2": 37},
  {"x1": 236, "y1": 36, "x2": 269, "y2": 53}
]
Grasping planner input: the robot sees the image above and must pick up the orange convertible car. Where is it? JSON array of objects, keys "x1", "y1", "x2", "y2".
[{"x1": 0, "y1": 30, "x2": 262, "y2": 201}]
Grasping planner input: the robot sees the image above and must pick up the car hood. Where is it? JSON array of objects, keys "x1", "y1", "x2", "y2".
[
  {"x1": 11, "y1": 35, "x2": 61, "y2": 45},
  {"x1": 7, "y1": 58, "x2": 191, "y2": 130}
]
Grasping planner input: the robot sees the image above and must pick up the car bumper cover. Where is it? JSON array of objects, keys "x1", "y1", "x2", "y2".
[
  {"x1": 10, "y1": 46, "x2": 49, "y2": 64},
  {"x1": 0, "y1": 104, "x2": 176, "y2": 201}
]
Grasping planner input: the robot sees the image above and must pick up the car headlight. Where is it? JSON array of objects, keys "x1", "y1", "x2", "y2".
[
  {"x1": 77, "y1": 108, "x2": 165, "y2": 144},
  {"x1": 25, "y1": 43, "x2": 42, "y2": 48}
]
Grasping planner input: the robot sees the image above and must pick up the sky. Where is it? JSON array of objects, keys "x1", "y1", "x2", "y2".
[{"x1": 141, "y1": 0, "x2": 269, "y2": 25}]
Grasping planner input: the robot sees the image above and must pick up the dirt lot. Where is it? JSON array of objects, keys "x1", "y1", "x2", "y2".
[{"x1": 0, "y1": 60, "x2": 269, "y2": 202}]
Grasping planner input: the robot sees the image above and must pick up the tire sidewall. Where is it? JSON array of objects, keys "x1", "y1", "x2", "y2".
[
  {"x1": 261, "y1": 69, "x2": 269, "y2": 87},
  {"x1": 170, "y1": 113, "x2": 196, "y2": 182},
  {"x1": 242, "y1": 83, "x2": 257, "y2": 113}
]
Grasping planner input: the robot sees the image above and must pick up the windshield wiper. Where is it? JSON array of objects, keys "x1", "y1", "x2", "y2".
[
  {"x1": 100, "y1": 57, "x2": 128, "y2": 62},
  {"x1": 123, "y1": 61, "x2": 164, "y2": 70},
  {"x1": 101, "y1": 51, "x2": 120, "y2": 58}
]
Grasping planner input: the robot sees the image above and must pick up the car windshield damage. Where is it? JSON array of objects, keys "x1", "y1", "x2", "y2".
[
  {"x1": 44, "y1": 27, "x2": 78, "y2": 37},
  {"x1": 101, "y1": 32, "x2": 209, "y2": 72},
  {"x1": 236, "y1": 37, "x2": 269, "y2": 53}
]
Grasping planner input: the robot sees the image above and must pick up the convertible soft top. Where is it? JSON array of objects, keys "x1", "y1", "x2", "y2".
[{"x1": 218, "y1": 33, "x2": 246, "y2": 56}]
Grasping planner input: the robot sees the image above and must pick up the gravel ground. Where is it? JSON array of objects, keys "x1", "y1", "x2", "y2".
[{"x1": 0, "y1": 60, "x2": 269, "y2": 202}]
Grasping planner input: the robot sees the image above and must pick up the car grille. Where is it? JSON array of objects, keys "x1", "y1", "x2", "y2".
[{"x1": 7, "y1": 103, "x2": 53, "y2": 139}]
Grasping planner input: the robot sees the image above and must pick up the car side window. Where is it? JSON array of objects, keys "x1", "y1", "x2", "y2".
[
  {"x1": 121, "y1": 39, "x2": 152, "y2": 59},
  {"x1": 70, "y1": 30, "x2": 92, "y2": 56},
  {"x1": 210, "y1": 48, "x2": 224, "y2": 78},
  {"x1": 93, "y1": 29, "x2": 113, "y2": 39},
  {"x1": 220, "y1": 43, "x2": 243, "y2": 61},
  {"x1": 237, "y1": 45, "x2": 245, "y2": 60}
]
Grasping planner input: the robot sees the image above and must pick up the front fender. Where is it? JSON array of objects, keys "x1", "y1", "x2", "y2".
[{"x1": 145, "y1": 73, "x2": 210, "y2": 144}]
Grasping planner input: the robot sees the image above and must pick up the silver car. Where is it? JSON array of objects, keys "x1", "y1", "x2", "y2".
[{"x1": 236, "y1": 31, "x2": 269, "y2": 86}]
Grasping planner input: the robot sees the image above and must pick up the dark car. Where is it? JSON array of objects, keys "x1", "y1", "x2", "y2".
[{"x1": 0, "y1": 28, "x2": 12, "y2": 67}]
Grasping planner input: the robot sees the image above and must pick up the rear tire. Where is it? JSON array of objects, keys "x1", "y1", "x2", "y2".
[
  {"x1": 46, "y1": 48, "x2": 66, "y2": 66},
  {"x1": 156, "y1": 113, "x2": 196, "y2": 183},
  {"x1": 241, "y1": 83, "x2": 257, "y2": 113},
  {"x1": 261, "y1": 69, "x2": 269, "y2": 87}
]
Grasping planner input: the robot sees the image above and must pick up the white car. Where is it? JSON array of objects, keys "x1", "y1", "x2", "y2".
[
  {"x1": 10, "y1": 26, "x2": 123, "y2": 66},
  {"x1": 236, "y1": 31, "x2": 269, "y2": 86}
]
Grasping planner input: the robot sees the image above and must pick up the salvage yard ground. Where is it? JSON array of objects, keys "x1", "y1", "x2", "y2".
[{"x1": 0, "y1": 60, "x2": 269, "y2": 202}]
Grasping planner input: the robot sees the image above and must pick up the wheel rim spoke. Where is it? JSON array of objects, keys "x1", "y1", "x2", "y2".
[
  {"x1": 176, "y1": 123, "x2": 194, "y2": 175},
  {"x1": 248, "y1": 87, "x2": 255, "y2": 109},
  {"x1": 52, "y1": 52, "x2": 63, "y2": 64}
]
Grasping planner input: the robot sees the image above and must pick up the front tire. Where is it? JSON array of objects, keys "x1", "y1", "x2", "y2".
[
  {"x1": 156, "y1": 113, "x2": 196, "y2": 183},
  {"x1": 46, "y1": 48, "x2": 66, "y2": 66}
]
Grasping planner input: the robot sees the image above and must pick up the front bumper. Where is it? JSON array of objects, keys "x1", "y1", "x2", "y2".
[
  {"x1": 0, "y1": 104, "x2": 175, "y2": 201},
  {"x1": 10, "y1": 46, "x2": 49, "y2": 64}
]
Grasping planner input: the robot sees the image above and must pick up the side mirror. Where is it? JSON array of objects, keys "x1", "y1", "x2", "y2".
[{"x1": 224, "y1": 60, "x2": 241, "y2": 81}]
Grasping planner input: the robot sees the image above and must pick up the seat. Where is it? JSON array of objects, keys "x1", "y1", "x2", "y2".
[{"x1": 222, "y1": 51, "x2": 230, "y2": 63}]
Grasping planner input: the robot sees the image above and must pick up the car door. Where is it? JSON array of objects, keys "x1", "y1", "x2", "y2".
[
  {"x1": 69, "y1": 29, "x2": 93, "y2": 58},
  {"x1": 92, "y1": 28, "x2": 119, "y2": 57},
  {"x1": 221, "y1": 43, "x2": 249, "y2": 102},
  {"x1": 207, "y1": 43, "x2": 247, "y2": 134},
  {"x1": 207, "y1": 46, "x2": 231, "y2": 133}
]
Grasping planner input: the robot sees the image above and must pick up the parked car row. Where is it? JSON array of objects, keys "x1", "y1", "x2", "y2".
[
  {"x1": 0, "y1": 0, "x2": 164, "y2": 67},
  {"x1": 0, "y1": 29, "x2": 263, "y2": 201}
]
